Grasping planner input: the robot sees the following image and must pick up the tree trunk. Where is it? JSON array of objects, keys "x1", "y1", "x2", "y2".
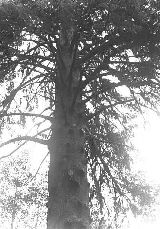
[
  {"x1": 11, "y1": 210, "x2": 15, "y2": 229},
  {"x1": 11, "y1": 217, "x2": 14, "y2": 229},
  {"x1": 47, "y1": 44, "x2": 90, "y2": 228}
]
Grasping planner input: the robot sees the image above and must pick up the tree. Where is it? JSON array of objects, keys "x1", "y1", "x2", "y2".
[
  {"x1": 0, "y1": 151, "x2": 48, "y2": 229},
  {"x1": 0, "y1": 0, "x2": 160, "y2": 228}
]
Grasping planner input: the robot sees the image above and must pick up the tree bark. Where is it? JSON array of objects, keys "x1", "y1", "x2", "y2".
[{"x1": 47, "y1": 45, "x2": 90, "y2": 229}]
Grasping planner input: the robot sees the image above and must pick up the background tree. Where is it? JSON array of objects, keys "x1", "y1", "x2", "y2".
[
  {"x1": 0, "y1": 0, "x2": 160, "y2": 228},
  {"x1": 0, "y1": 151, "x2": 48, "y2": 229}
]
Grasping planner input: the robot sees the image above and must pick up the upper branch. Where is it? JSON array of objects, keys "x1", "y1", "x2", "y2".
[{"x1": 77, "y1": 35, "x2": 125, "y2": 66}]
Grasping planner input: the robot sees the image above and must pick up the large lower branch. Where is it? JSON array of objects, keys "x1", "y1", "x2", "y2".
[
  {"x1": 0, "y1": 112, "x2": 52, "y2": 121},
  {"x1": 0, "y1": 136, "x2": 49, "y2": 148}
]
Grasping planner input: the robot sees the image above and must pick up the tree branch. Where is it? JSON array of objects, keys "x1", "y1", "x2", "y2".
[
  {"x1": 0, "y1": 141, "x2": 27, "y2": 161},
  {"x1": 87, "y1": 99, "x2": 134, "y2": 121},
  {"x1": 0, "y1": 126, "x2": 51, "y2": 160},
  {"x1": 0, "y1": 136, "x2": 49, "y2": 148},
  {"x1": 0, "y1": 112, "x2": 53, "y2": 121},
  {"x1": 78, "y1": 35, "x2": 123, "y2": 66},
  {"x1": 18, "y1": 53, "x2": 53, "y2": 63},
  {"x1": 82, "y1": 58, "x2": 110, "y2": 88},
  {"x1": 29, "y1": 152, "x2": 49, "y2": 184}
]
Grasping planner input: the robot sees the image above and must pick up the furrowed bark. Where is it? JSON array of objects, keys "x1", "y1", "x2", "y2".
[
  {"x1": 47, "y1": 92, "x2": 90, "y2": 228},
  {"x1": 47, "y1": 34, "x2": 90, "y2": 229}
]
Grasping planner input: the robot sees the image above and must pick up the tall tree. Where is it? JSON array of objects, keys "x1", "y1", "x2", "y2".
[{"x1": 0, "y1": 0, "x2": 160, "y2": 228}]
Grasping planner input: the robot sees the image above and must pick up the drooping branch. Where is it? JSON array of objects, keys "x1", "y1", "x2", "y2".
[
  {"x1": 0, "y1": 140, "x2": 27, "y2": 161},
  {"x1": 0, "y1": 126, "x2": 51, "y2": 160},
  {"x1": 0, "y1": 84, "x2": 22, "y2": 111},
  {"x1": 28, "y1": 152, "x2": 49, "y2": 184}
]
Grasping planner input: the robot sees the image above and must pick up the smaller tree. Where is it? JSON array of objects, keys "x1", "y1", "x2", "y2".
[{"x1": 0, "y1": 151, "x2": 48, "y2": 229}]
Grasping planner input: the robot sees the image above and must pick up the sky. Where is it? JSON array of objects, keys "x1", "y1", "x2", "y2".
[
  {"x1": 133, "y1": 112, "x2": 160, "y2": 184},
  {"x1": 126, "y1": 111, "x2": 160, "y2": 229}
]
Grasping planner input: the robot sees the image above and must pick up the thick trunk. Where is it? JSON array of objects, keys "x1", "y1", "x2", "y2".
[
  {"x1": 47, "y1": 46, "x2": 90, "y2": 228},
  {"x1": 47, "y1": 99, "x2": 90, "y2": 229}
]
